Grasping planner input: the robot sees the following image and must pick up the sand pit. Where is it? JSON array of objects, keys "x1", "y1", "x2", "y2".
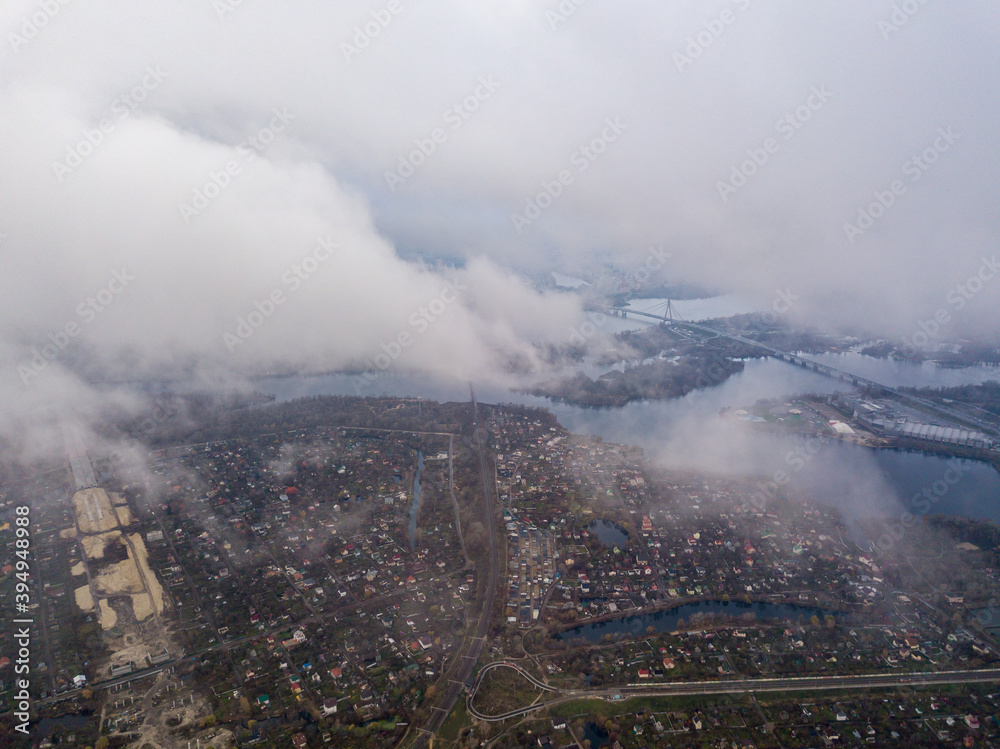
[
  {"x1": 132, "y1": 592, "x2": 154, "y2": 621},
  {"x1": 71, "y1": 562, "x2": 86, "y2": 576},
  {"x1": 99, "y1": 599, "x2": 118, "y2": 630},
  {"x1": 111, "y1": 492, "x2": 128, "y2": 505},
  {"x1": 93, "y1": 558, "x2": 145, "y2": 596},
  {"x1": 129, "y1": 533, "x2": 165, "y2": 615},
  {"x1": 83, "y1": 531, "x2": 120, "y2": 560},
  {"x1": 113, "y1": 505, "x2": 134, "y2": 526},
  {"x1": 60, "y1": 527, "x2": 77, "y2": 539},
  {"x1": 74, "y1": 488, "x2": 119, "y2": 534},
  {"x1": 75, "y1": 585, "x2": 94, "y2": 612}
]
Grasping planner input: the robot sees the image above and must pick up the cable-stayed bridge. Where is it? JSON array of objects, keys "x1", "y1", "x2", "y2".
[{"x1": 600, "y1": 304, "x2": 998, "y2": 439}]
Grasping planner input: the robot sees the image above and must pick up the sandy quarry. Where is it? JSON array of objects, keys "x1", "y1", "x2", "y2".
[
  {"x1": 99, "y1": 599, "x2": 118, "y2": 630},
  {"x1": 71, "y1": 561, "x2": 86, "y2": 576},
  {"x1": 83, "y1": 530, "x2": 120, "y2": 560},
  {"x1": 113, "y1": 505, "x2": 134, "y2": 526},
  {"x1": 132, "y1": 592, "x2": 154, "y2": 621},
  {"x1": 74, "y1": 488, "x2": 120, "y2": 534},
  {"x1": 60, "y1": 527, "x2": 77, "y2": 539},
  {"x1": 129, "y1": 533, "x2": 166, "y2": 615},
  {"x1": 75, "y1": 584, "x2": 94, "y2": 612},
  {"x1": 94, "y1": 558, "x2": 145, "y2": 596},
  {"x1": 86, "y1": 533, "x2": 166, "y2": 624}
]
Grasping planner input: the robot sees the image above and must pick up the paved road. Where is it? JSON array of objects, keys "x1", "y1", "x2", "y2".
[
  {"x1": 468, "y1": 665, "x2": 1000, "y2": 721},
  {"x1": 471, "y1": 661, "x2": 557, "y2": 696}
]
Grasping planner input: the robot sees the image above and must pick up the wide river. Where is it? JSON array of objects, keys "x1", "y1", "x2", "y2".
[{"x1": 256, "y1": 352, "x2": 1000, "y2": 537}]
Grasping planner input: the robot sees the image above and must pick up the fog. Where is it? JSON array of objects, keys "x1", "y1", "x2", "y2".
[{"x1": 2, "y1": 0, "x2": 998, "y2": 458}]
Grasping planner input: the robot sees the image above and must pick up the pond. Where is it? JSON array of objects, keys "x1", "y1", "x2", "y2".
[
  {"x1": 582, "y1": 720, "x2": 610, "y2": 747},
  {"x1": 588, "y1": 518, "x2": 629, "y2": 548},
  {"x1": 36, "y1": 712, "x2": 94, "y2": 736},
  {"x1": 556, "y1": 599, "x2": 842, "y2": 643}
]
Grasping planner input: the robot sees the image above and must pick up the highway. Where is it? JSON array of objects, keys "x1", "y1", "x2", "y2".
[{"x1": 467, "y1": 664, "x2": 1000, "y2": 721}]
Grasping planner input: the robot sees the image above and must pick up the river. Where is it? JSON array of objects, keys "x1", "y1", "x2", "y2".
[{"x1": 256, "y1": 353, "x2": 1000, "y2": 533}]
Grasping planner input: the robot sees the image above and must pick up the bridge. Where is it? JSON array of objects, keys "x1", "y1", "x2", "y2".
[{"x1": 600, "y1": 304, "x2": 999, "y2": 439}]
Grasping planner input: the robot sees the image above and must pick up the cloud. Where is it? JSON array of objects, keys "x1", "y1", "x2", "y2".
[{"x1": 1, "y1": 0, "x2": 998, "y2": 457}]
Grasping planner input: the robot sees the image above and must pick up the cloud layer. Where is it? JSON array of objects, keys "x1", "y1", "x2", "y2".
[{"x1": 1, "y1": 0, "x2": 998, "y2": 454}]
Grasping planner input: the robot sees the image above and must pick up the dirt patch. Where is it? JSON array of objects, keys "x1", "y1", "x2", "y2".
[
  {"x1": 99, "y1": 598, "x2": 118, "y2": 630},
  {"x1": 113, "y1": 504, "x2": 134, "y2": 526},
  {"x1": 129, "y1": 533, "x2": 165, "y2": 615},
  {"x1": 71, "y1": 561, "x2": 86, "y2": 576},
  {"x1": 93, "y1": 558, "x2": 145, "y2": 596},
  {"x1": 75, "y1": 584, "x2": 94, "y2": 612},
  {"x1": 83, "y1": 531, "x2": 121, "y2": 560},
  {"x1": 132, "y1": 592, "x2": 154, "y2": 622},
  {"x1": 60, "y1": 527, "x2": 77, "y2": 539}
]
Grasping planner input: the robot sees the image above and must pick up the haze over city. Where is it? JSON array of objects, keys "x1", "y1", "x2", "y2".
[{"x1": 3, "y1": 3, "x2": 1000, "y2": 748}]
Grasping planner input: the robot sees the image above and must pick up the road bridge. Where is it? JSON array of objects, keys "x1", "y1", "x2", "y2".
[{"x1": 601, "y1": 305, "x2": 999, "y2": 439}]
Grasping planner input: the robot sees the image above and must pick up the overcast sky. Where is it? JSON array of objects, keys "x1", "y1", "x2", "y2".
[{"x1": 1, "y1": 0, "x2": 998, "y2": 454}]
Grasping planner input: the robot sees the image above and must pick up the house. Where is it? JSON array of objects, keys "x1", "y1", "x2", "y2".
[
  {"x1": 322, "y1": 697, "x2": 338, "y2": 716},
  {"x1": 292, "y1": 733, "x2": 307, "y2": 749}
]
